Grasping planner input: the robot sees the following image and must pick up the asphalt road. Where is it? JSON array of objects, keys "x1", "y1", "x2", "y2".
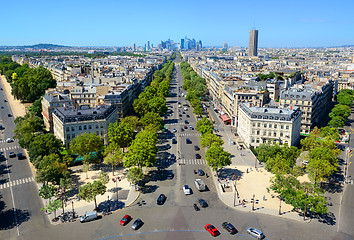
[
  {"x1": 2, "y1": 58, "x2": 353, "y2": 240},
  {"x1": 0, "y1": 81, "x2": 48, "y2": 240}
]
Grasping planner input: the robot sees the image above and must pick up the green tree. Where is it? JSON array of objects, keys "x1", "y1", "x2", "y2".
[
  {"x1": 140, "y1": 111, "x2": 163, "y2": 130},
  {"x1": 29, "y1": 96, "x2": 43, "y2": 117},
  {"x1": 39, "y1": 184, "x2": 56, "y2": 200},
  {"x1": 103, "y1": 143, "x2": 123, "y2": 176},
  {"x1": 59, "y1": 176, "x2": 72, "y2": 215},
  {"x1": 98, "y1": 171, "x2": 109, "y2": 185},
  {"x1": 126, "y1": 167, "x2": 144, "y2": 185},
  {"x1": 41, "y1": 199, "x2": 62, "y2": 220},
  {"x1": 307, "y1": 147, "x2": 338, "y2": 184},
  {"x1": 205, "y1": 145, "x2": 231, "y2": 172},
  {"x1": 121, "y1": 116, "x2": 142, "y2": 131},
  {"x1": 196, "y1": 117, "x2": 213, "y2": 134},
  {"x1": 36, "y1": 154, "x2": 68, "y2": 185},
  {"x1": 14, "y1": 113, "x2": 44, "y2": 148},
  {"x1": 124, "y1": 130, "x2": 158, "y2": 169},
  {"x1": 329, "y1": 104, "x2": 351, "y2": 120},
  {"x1": 108, "y1": 121, "x2": 134, "y2": 152},
  {"x1": 328, "y1": 116, "x2": 345, "y2": 128},
  {"x1": 70, "y1": 133, "x2": 103, "y2": 164},
  {"x1": 337, "y1": 92, "x2": 354, "y2": 106},
  {"x1": 78, "y1": 180, "x2": 106, "y2": 210},
  {"x1": 28, "y1": 133, "x2": 63, "y2": 165},
  {"x1": 201, "y1": 132, "x2": 223, "y2": 148}
]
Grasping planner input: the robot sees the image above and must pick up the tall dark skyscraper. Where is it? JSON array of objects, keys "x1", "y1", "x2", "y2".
[{"x1": 249, "y1": 29, "x2": 258, "y2": 57}]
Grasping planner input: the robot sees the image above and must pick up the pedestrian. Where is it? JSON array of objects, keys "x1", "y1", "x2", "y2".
[
  {"x1": 246, "y1": 168, "x2": 249, "y2": 173},
  {"x1": 263, "y1": 195, "x2": 266, "y2": 201},
  {"x1": 129, "y1": 182, "x2": 131, "y2": 186}
]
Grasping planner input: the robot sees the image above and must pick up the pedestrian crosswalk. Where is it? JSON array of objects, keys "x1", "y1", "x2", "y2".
[
  {"x1": 178, "y1": 133, "x2": 201, "y2": 137},
  {"x1": 0, "y1": 177, "x2": 34, "y2": 189},
  {"x1": 165, "y1": 123, "x2": 196, "y2": 126},
  {"x1": 0, "y1": 146, "x2": 19, "y2": 151},
  {"x1": 178, "y1": 159, "x2": 207, "y2": 165}
]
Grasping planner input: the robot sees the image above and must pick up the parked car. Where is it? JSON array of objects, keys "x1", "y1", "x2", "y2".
[
  {"x1": 7, "y1": 113, "x2": 12, "y2": 117},
  {"x1": 80, "y1": 211, "x2": 98, "y2": 223},
  {"x1": 184, "y1": 120, "x2": 188, "y2": 124},
  {"x1": 166, "y1": 144, "x2": 171, "y2": 149},
  {"x1": 132, "y1": 219, "x2": 144, "y2": 230},
  {"x1": 180, "y1": 127, "x2": 184, "y2": 132},
  {"x1": 198, "y1": 169, "x2": 205, "y2": 176},
  {"x1": 6, "y1": 138, "x2": 14, "y2": 143},
  {"x1": 172, "y1": 138, "x2": 177, "y2": 144},
  {"x1": 120, "y1": 215, "x2": 132, "y2": 226},
  {"x1": 184, "y1": 125, "x2": 188, "y2": 129},
  {"x1": 167, "y1": 171, "x2": 174, "y2": 180},
  {"x1": 205, "y1": 224, "x2": 220, "y2": 237},
  {"x1": 222, "y1": 222, "x2": 237, "y2": 234},
  {"x1": 194, "y1": 145, "x2": 200, "y2": 151},
  {"x1": 1, "y1": 106, "x2": 3, "y2": 109},
  {"x1": 173, "y1": 128, "x2": 177, "y2": 133},
  {"x1": 170, "y1": 154, "x2": 176, "y2": 160},
  {"x1": 193, "y1": 203, "x2": 200, "y2": 211},
  {"x1": 189, "y1": 125, "x2": 193, "y2": 130},
  {"x1": 186, "y1": 138, "x2": 191, "y2": 144},
  {"x1": 247, "y1": 228, "x2": 265, "y2": 239},
  {"x1": 198, "y1": 199, "x2": 208, "y2": 208},
  {"x1": 183, "y1": 185, "x2": 191, "y2": 195},
  {"x1": 186, "y1": 114, "x2": 190, "y2": 118},
  {"x1": 196, "y1": 154, "x2": 201, "y2": 159},
  {"x1": 157, "y1": 194, "x2": 167, "y2": 205},
  {"x1": 179, "y1": 114, "x2": 182, "y2": 117}
]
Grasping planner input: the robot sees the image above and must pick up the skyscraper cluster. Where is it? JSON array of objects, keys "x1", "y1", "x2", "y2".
[{"x1": 180, "y1": 37, "x2": 202, "y2": 50}]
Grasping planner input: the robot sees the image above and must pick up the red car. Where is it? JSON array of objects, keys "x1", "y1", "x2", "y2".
[
  {"x1": 205, "y1": 224, "x2": 220, "y2": 237},
  {"x1": 120, "y1": 215, "x2": 132, "y2": 226}
]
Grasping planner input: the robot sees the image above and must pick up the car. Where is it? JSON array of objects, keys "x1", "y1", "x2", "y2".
[
  {"x1": 222, "y1": 222, "x2": 237, "y2": 234},
  {"x1": 17, "y1": 153, "x2": 24, "y2": 160},
  {"x1": 178, "y1": 105, "x2": 181, "y2": 108},
  {"x1": 180, "y1": 127, "x2": 184, "y2": 132},
  {"x1": 167, "y1": 171, "x2": 174, "y2": 179},
  {"x1": 186, "y1": 138, "x2": 191, "y2": 144},
  {"x1": 205, "y1": 224, "x2": 220, "y2": 237},
  {"x1": 9, "y1": 152, "x2": 16, "y2": 158},
  {"x1": 184, "y1": 125, "x2": 188, "y2": 129},
  {"x1": 193, "y1": 203, "x2": 200, "y2": 211},
  {"x1": 7, "y1": 113, "x2": 12, "y2": 117},
  {"x1": 247, "y1": 228, "x2": 265, "y2": 239},
  {"x1": 0, "y1": 88, "x2": 2, "y2": 90},
  {"x1": 172, "y1": 138, "x2": 177, "y2": 144},
  {"x1": 194, "y1": 145, "x2": 200, "y2": 151},
  {"x1": 173, "y1": 128, "x2": 177, "y2": 133},
  {"x1": 157, "y1": 194, "x2": 166, "y2": 205},
  {"x1": 184, "y1": 107, "x2": 188, "y2": 111},
  {"x1": 182, "y1": 111, "x2": 185, "y2": 114},
  {"x1": 6, "y1": 138, "x2": 14, "y2": 143},
  {"x1": 166, "y1": 144, "x2": 171, "y2": 149},
  {"x1": 198, "y1": 169, "x2": 205, "y2": 176},
  {"x1": 178, "y1": 101, "x2": 180, "y2": 104},
  {"x1": 198, "y1": 199, "x2": 208, "y2": 208},
  {"x1": 1, "y1": 106, "x2": 3, "y2": 109},
  {"x1": 120, "y1": 214, "x2": 132, "y2": 226},
  {"x1": 186, "y1": 114, "x2": 190, "y2": 118},
  {"x1": 4, "y1": 99, "x2": 7, "y2": 102},
  {"x1": 183, "y1": 185, "x2": 191, "y2": 195},
  {"x1": 179, "y1": 114, "x2": 182, "y2": 117},
  {"x1": 189, "y1": 125, "x2": 193, "y2": 130},
  {"x1": 170, "y1": 154, "x2": 176, "y2": 160},
  {"x1": 184, "y1": 120, "x2": 189, "y2": 124},
  {"x1": 196, "y1": 154, "x2": 201, "y2": 159},
  {"x1": 132, "y1": 219, "x2": 143, "y2": 230}
]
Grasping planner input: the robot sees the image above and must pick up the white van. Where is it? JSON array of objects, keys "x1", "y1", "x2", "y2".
[{"x1": 80, "y1": 211, "x2": 98, "y2": 223}]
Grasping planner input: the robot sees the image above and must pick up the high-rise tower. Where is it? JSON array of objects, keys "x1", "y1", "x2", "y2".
[{"x1": 249, "y1": 29, "x2": 258, "y2": 57}]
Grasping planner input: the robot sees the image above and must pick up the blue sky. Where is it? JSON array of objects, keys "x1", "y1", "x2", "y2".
[{"x1": 1, "y1": 0, "x2": 353, "y2": 47}]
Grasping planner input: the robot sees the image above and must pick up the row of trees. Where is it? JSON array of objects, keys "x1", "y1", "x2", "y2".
[
  {"x1": 255, "y1": 126, "x2": 341, "y2": 216},
  {"x1": 328, "y1": 89, "x2": 354, "y2": 128},
  {"x1": 180, "y1": 61, "x2": 207, "y2": 116},
  {"x1": 0, "y1": 57, "x2": 56, "y2": 102}
]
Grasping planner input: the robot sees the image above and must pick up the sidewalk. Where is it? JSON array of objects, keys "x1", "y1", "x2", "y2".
[
  {"x1": 206, "y1": 105, "x2": 310, "y2": 222},
  {"x1": 46, "y1": 166, "x2": 140, "y2": 225}
]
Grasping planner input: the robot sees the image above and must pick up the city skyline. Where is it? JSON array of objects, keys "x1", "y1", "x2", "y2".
[{"x1": 1, "y1": 0, "x2": 354, "y2": 48}]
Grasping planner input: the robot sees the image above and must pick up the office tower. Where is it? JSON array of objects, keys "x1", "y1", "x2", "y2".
[
  {"x1": 181, "y1": 39, "x2": 184, "y2": 49},
  {"x1": 223, "y1": 42, "x2": 228, "y2": 50},
  {"x1": 147, "y1": 41, "x2": 150, "y2": 50},
  {"x1": 249, "y1": 29, "x2": 258, "y2": 57},
  {"x1": 198, "y1": 40, "x2": 202, "y2": 48},
  {"x1": 132, "y1": 43, "x2": 136, "y2": 51}
]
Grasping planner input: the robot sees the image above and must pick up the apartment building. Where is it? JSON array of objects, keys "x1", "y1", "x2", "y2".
[
  {"x1": 279, "y1": 80, "x2": 334, "y2": 135},
  {"x1": 42, "y1": 90, "x2": 73, "y2": 132},
  {"x1": 52, "y1": 104, "x2": 117, "y2": 148},
  {"x1": 70, "y1": 86, "x2": 97, "y2": 107},
  {"x1": 237, "y1": 102, "x2": 302, "y2": 147}
]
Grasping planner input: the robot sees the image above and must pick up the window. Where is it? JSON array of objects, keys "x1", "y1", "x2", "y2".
[
  {"x1": 252, "y1": 123, "x2": 256, "y2": 127},
  {"x1": 89, "y1": 125, "x2": 92, "y2": 129},
  {"x1": 286, "y1": 125, "x2": 289, "y2": 130},
  {"x1": 274, "y1": 124, "x2": 277, "y2": 128},
  {"x1": 66, "y1": 127, "x2": 70, "y2": 132},
  {"x1": 257, "y1": 123, "x2": 260, "y2": 127},
  {"x1": 269, "y1": 124, "x2": 272, "y2": 128},
  {"x1": 280, "y1": 132, "x2": 283, "y2": 137},
  {"x1": 67, "y1": 135, "x2": 70, "y2": 140},
  {"x1": 274, "y1": 132, "x2": 277, "y2": 137},
  {"x1": 71, "y1": 127, "x2": 74, "y2": 131},
  {"x1": 264, "y1": 124, "x2": 267, "y2": 128},
  {"x1": 256, "y1": 139, "x2": 260, "y2": 143},
  {"x1": 100, "y1": 125, "x2": 103, "y2": 128},
  {"x1": 281, "y1": 125, "x2": 284, "y2": 129},
  {"x1": 72, "y1": 134, "x2": 75, "y2": 138},
  {"x1": 96, "y1": 131, "x2": 99, "y2": 135},
  {"x1": 79, "y1": 126, "x2": 82, "y2": 130},
  {"x1": 84, "y1": 125, "x2": 87, "y2": 130},
  {"x1": 256, "y1": 130, "x2": 260, "y2": 135},
  {"x1": 96, "y1": 125, "x2": 99, "y2": 129}
]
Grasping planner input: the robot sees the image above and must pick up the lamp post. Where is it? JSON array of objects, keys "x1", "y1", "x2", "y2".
[
  {"x1": 71, "y1": 201, "x2": 75, "y2": 219},
  {"x1": 112, "y1": 176, "x2": 121, "y2": 209},
  {"x1": 303, "y1": 186, "x2": 312, "y2": 221},
  {"x1": 252, "y1": 194, "x2": 255, "y2": 211},
  {"x1": 107, "y1": 196, "x2": 110, "y2": 213},
  {"x1": 279, "y1": 196, "x2": 282, "y2": 215}
]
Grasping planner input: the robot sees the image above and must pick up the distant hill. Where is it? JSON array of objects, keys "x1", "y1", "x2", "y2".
[{"x1": 23, "y1": 43, "x2": 69, "y2": 49}]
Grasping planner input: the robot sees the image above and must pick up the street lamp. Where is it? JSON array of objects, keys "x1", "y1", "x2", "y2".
[
  {"x1": 112, "y1": 176, "x2": 121, "y2": 209},
  {"x1": 71, "y1": 201, "x2": 75, "y2": 219},
  {"x1": 107, "y1": 196, "x2": 110, "y2": 213},
  {"x1": 303, "y1": 186, "x2": 312, "y2": 221},
  {"x1": 252, "y1": 194, "x2": 255, "y2": 211}
]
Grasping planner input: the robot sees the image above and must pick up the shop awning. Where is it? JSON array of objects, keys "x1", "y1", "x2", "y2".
[{"x1": 221, "y1": 114, "x2": 231, "y2": 122}]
